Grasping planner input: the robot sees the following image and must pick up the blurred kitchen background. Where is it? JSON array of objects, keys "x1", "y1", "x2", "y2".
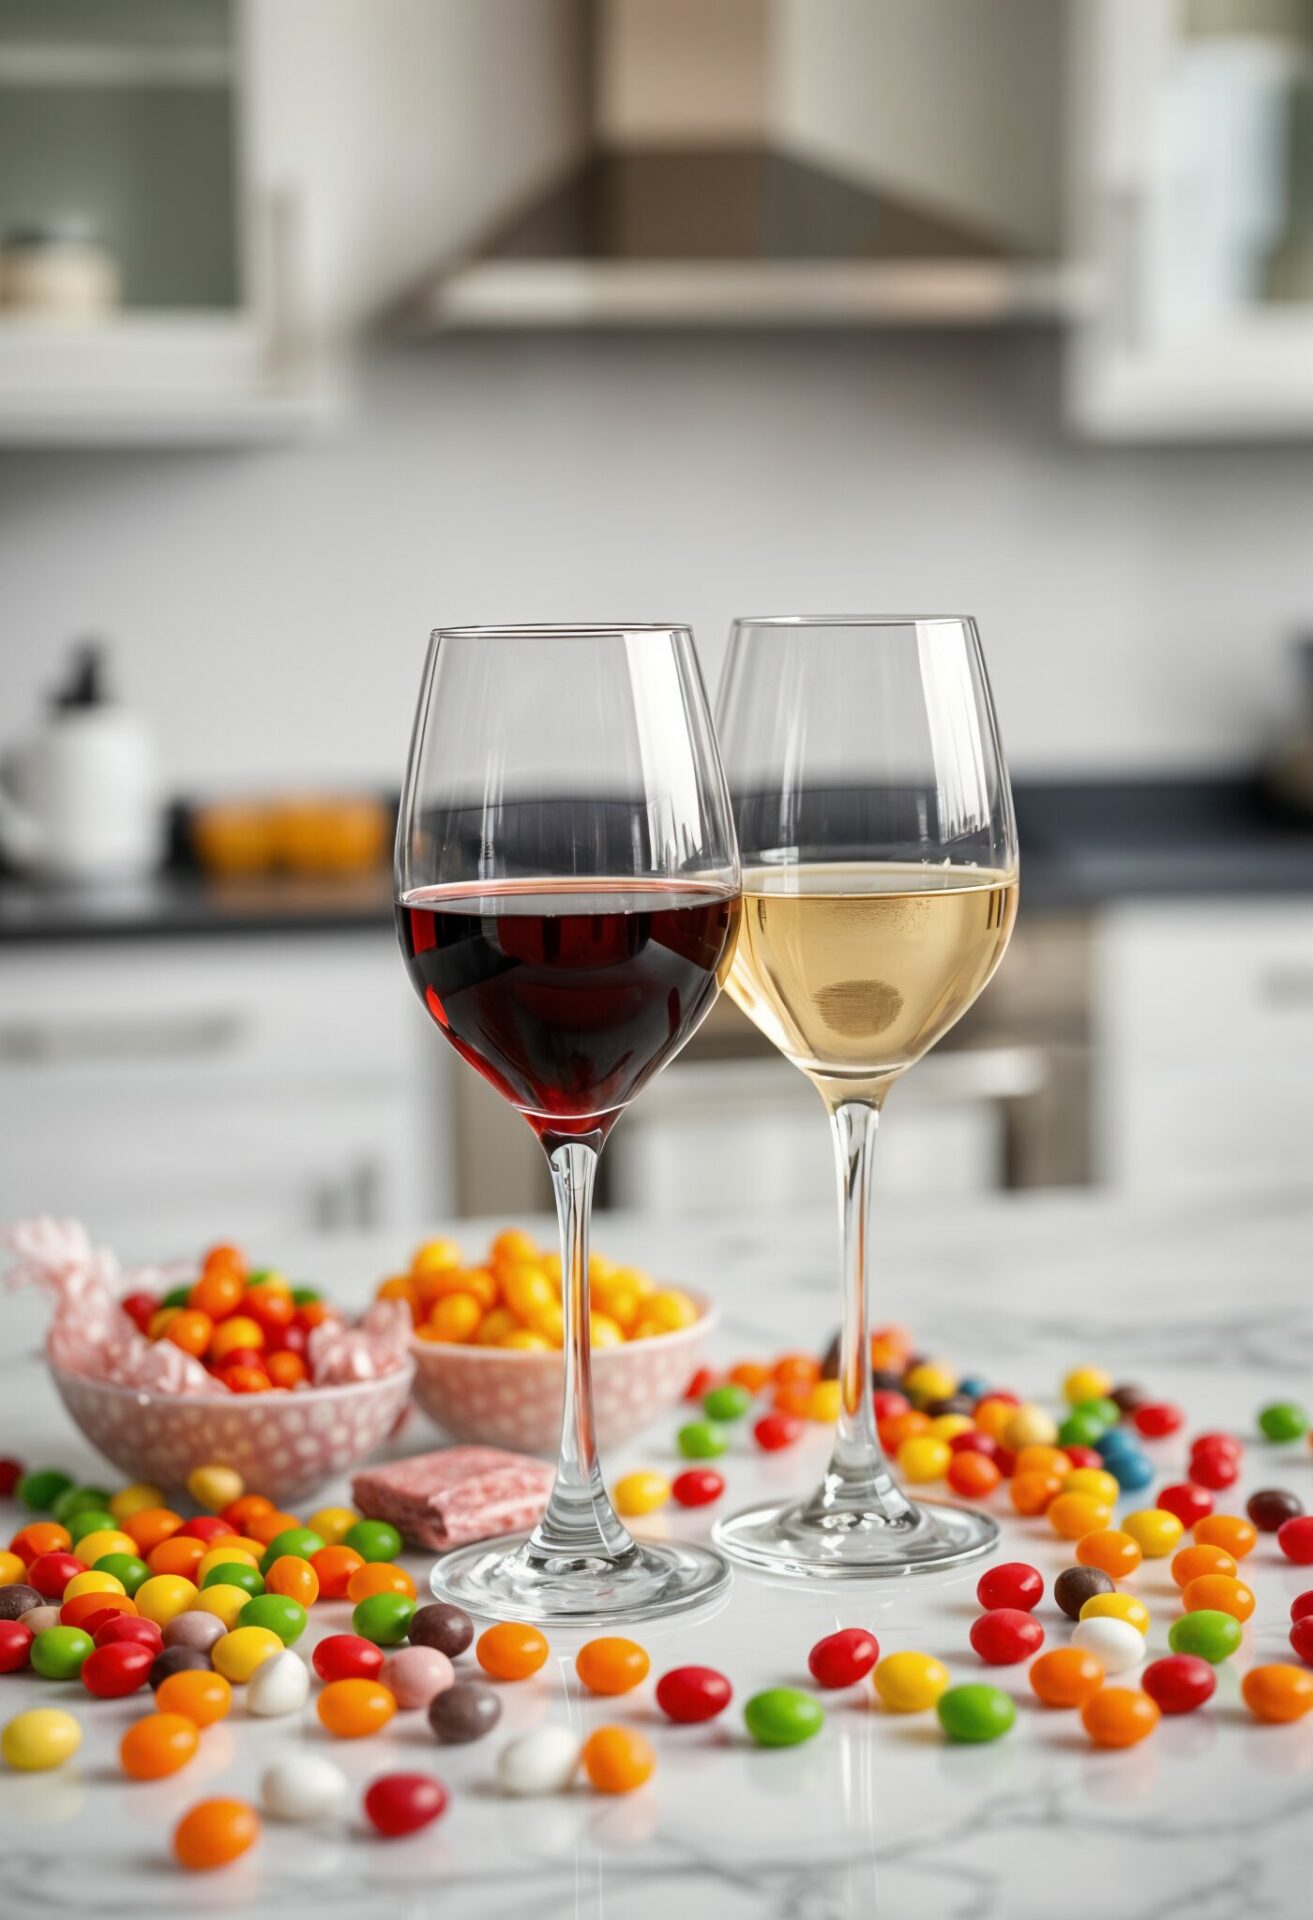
[{"x1": 3, "y1": 0, "x2": 1313, "y2": 1259}]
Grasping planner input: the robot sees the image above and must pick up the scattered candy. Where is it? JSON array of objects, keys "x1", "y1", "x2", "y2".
[
  {"x1": 677, "y1": 1420, "x2": 727, "y2": 1461},
  {"x1": 656, "y1": 1665, "x2": 733, "y2": 1723},
  {"x1": 384, "y1": 1646, "x2": 455, "y2": 1710},
  {"x1": 872, "y1": 1652, "x2": 949, "y2": 1713},
  {"x1": 671, "y1": 1468, "x2": 724, "y2": 1507},
  {"x1": 409, "y1": 1602, "x2": 474, "y2": 1659},
  {"x1": 476, "y1": 1622, "x2": 549, "y2": 1681},
  {"x1": 576, "y1": 1637, "x2": 650, "y2": 1696},
  {"x1": 212, "y1": 1626, "x2": 284, "y2": 1685},
  {"x1": 1142, "y1": 1654, "x2": 1216, "y2": 1715},
  {"x1": 1194, "y1": 1514, "x2": 1257, "y2": 1560},
  {"x1": 81, "y1": 1640, "x2": 154, "y2": 1698},
  {"x1": 1277, "y1": 1516, "x2": 1313, "y2": 1565},
  {"x1": 1028, "y1": 1647, "x2": 1105, "y2": 1708},
  {"x1": 0, "y1": 1620, "x2": 33, "y2": 1673},
  {"x1": 970, "y1": 1609, "x2": 1044, "y2": 1665},
  {"x1": 157, "y1": 1668, "x2": 232, "y2": 1726},
  {"x1": 1257, "y1": 1401, "x2": 1309, "y2": 1444},
  {"x1": 1168, "y1": 1610, "x2": 1243, "y2": 1664},
  {"x1": 363, "y1": 1771, "x2": 448, "y2": 1837},
  {"x1": 173, "y1": 1797, "x2": 260, "y2": 1872},
  {"x1": 1157, "y1": 1482, "x2": 1213, "y2": 1528},
  {"x1": 260, "y1": 1754, "x2": 350, "y2": 1823},
  {"x1": 121, "y1": 1711, "x2": 200, "y2": 1779},
  {"x1": 1247, "y1": 1488, "x2": 1303, "y2": 1532},
  {"x1": 754, "y1": 1413, "x2": 803, "y2": 1452},
  {"x1": 163, "y1": 1611, "x2": 225, "y2": 1654},
  {"x1": 1121, "y1": 1509, "x2": 1183, "y2": 1558},
  {"x1": 429, "y1": 1680, "x2": 500, "y2": 1744},
  {"x1": 1070, "y1": 1617, "x2": 1146, "y2": 1676},
  {"x1": 151, "y1": 1647, "x2": 211, "y2": 1690},
  {"x1": 496, "y1": 1726, "x2": 583, "y2": 1796},
  {"x1": 1180, "y1": 1573, "x2": 1255, "y2": 1623},
  {"x1": 30, "y1": 1625, "x2": 92, "y2": 1680},
  {"x1": 1241, "y1": 1663, "x2": 1313, "y2": 1723},
  {"x1": 314, "y1": 1634, "x2": 386, "y2": 1683},
  {"x1": 613, "y1": 1472, "x2": 670, "y2": 1517},
  {"x1": 936, "y1": 1683, "x2": 1016, "y2": 1744},
  {"x1": 743, "y1": 1687, "x2": 825, "y2": 1747},
  {"x1": 807, "y1": 1628, "x2": 879, "y2": 1689},
  {"x1": 317, "y1": 1677, "x2": 396, "y2": 1738},
  {"x1": 246, "y1": 1648, "x2": 310, "y2": 1717},
  {"x1": 1081, "y1": 1686, "x2": 1159, "y2": 1748},
  {"x1": 1171, "y1": 1543, "x2": 1238, "y2": 1588},
  {"x1": 186, "y1": 1465, "x2": 245, "y2": 1513},
  {"x1": 1054, "y1": 1566, "x2": 1114, "y2": 1620},
  {"x1": 1079, "y1": 1591, "x2": 1150, "y2": 1635},
  {"x1": 2, "y1": 1706, "x2": 81, "y2": 1771},
  {"x1": 1075, "y1": 1530, "x2": 1142, "y2": 1580},
  {"x1": 582, "y1": 1724, "x2": 656, "y2": 1791}
]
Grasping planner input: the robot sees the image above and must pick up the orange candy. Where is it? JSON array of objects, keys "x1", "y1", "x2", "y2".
[
  {"x1": 575, "y1": 1637, "x2": 651, "y2": 1696},
  {"x1": 164, "y1": 1310, "x2": 214, "y2": 1359},
  {"x1": 1241, "y1": 1664, "x2": 1313, "y2": 1724},
  {"x1": 1076, "y1": 1530, "x2": 1143, "y2": 1580},
  {"x1": 1193, "y1": 1514, "x2": 1257, "y2": 1560},
  {"x1": 310, "y1": 1545, "x2": 366, "y2": 1600},
  {"x1": 1013, "y1": 1445, "x2": 1072, "y2": 1479},
  {"x1": 156, "y1": 1670, "x2": 233, "y2": 1727},
  {"x1": 775, "y1": 1384, "x2": 816, "y2": 1419},
  {"x1": 174, "y1": 1797, "x2": 260, "y2": 1872},
  {"x1": 223, "y1": 1495, "x2": 277, "y2": 1533},
  {"x1": 9, "y1": 1522, "x2": 72, "y2": 1564},
  {"x1": 728, "y1": 1361, "x2": 772, "y2": 1393},
  {"x1": 265, "y1": 1556, "x2": 320, "y2": 1606},
  {"x1": 120, "y1": 1712, "x2": 200, "y2": 1779},
  {"x1": 147, "y1": 1535, "x2": 206, "y2": 1580},
  {"x1": 188, "y1": 1267, "x2": 245, "y2": 1320},
  {"x1": 1081, "y1": 1687, "x2": 1160, "y2": 1749},
  {"x1": 61, "y1": 1592, "x2": 137, "y2": 1632},
  {"x1": 316, "y1": 1678, "x2": 396, "y2": 1738},
  {"x1": 1181, "y1": 1573, "x2": 1256, "y2": 1623},
  {"x1": 581, "y1": 1725, "x2": 656, "y2": 1793},
  {"x1": 1047, "y1": 1493, "x2": 1113, "y2": 1541},
  {"x1": 267, "y1": 1351, "x2": 308, "y2": 1390},
  {"x1": 1009, "y1": 1470, "x2": 1063, "y2": 1517},
  {"x1": 202, "y1": 1242, "x2": 246, "y2": 1278},
  {"x1": 347, "y1": 1562, "x2": 416, "y2": 1604},
  {"x1": 476, "y1": 1622, "x2": 549, "y2": 1681},
  {"x1": 946, "y1": 1451, "x2": 1002, "y2": 1498},
  {"x1": 124, "y1": 1508, "x2": 185, "y2": 1555},
  {"x1": 1029, "y1": 1647, "x2": 1106, "y2": 1708},
  {"x1": 245, "y1": 1509, "x2": 302, "y2": 1546},
  {"x1": 973, "y1": 1397, "x2": 1018, "y2": 1441},
  {"x1": 1171, "y1": 1543, "x2": 1238, "y2": 1586},
  {"x1": 772, "y1": 1353, "x2": 820, "y2": 1388},
  {"x1": 209, "y1": 1315, "x2": 265, "y2": 1363}
]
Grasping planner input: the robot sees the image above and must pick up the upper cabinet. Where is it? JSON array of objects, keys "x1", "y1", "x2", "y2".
[{"x1": 1069, "y1": 0, "x2": 1313, "y2": 439}]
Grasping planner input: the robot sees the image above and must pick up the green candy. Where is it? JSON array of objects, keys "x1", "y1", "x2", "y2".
[
  {"x1": 30, "y1": 1626, "x2": 93, "y2": 1680},
  {"x1": 50, "y1": 1485, "x2": 111, "y2": 1526},
  {"x1": 1258, "y1": 1401, "x2": 1309, "y2": 1444},
  {"x1": 259, "y1": 1529, "x2": 324, "y2": 1575},
  {"x1": 743, "y1": 1688, "x2": 825, "y2": 1748},
  {"x1": 291, "y1": 1286, "x2": 321, "y2": 1306},
  {"x1": 203, "y1": 1562, "x2": 264, "y2": 1598},
  {"x1": 1073, "y1": 1396, "x2": 1121, "y2": 1429},
  {"x1": 67, "y1": 1509, "x2": 118, "y2": 1545},
  {"x1": 703, "y1": 1384, "x2": 752, "y2": 1424},
  {"x1": 677, "y1": 1420, "x2": 727, "y2": 1461},
  {"x1": 936, "y1": 1684, "x2": 1017, "y2": 1744},
  {"x1": 16, "y1": 1469, "x2": 74, "y2": 1513},
  {"x1": 351, "y1": 1592, "x2": 416, "y2": 1647},
  {"x1": 342, "y1": 1520, "x2": 403, "y2": 1565},
  {"x1": 93, "y1": 1553, "x2": 150, "y2": 1597},
  {"x1": 1168, "y1": 1609, "x2": 1242, "y2": 1664},
  {"x1": 161, "y1": 1284, "x2": 192, "y2": 1310},
  {"x1": 1058, "y1": 1409, "x2": 1108, "y2": 1449},
  {"x1": 238, "y1": 1594, "x2": 307, "y2": 1644}
]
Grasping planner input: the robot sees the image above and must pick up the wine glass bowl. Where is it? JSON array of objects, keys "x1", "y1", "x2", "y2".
[
  {"x1": 713, "y1": 616, "x2": 1018, "y2": 1578},
  {"x1": 396, "y1": 624, "x2": 739, "y2": 1622}
]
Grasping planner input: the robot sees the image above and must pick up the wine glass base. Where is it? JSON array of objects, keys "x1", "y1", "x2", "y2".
[
  {"x1": 712, "y1": 1496, "x2": 998, "y2": 1581},
  {"x1": 430, "y1": 1531, "x2": 732, "y2": 1627}
]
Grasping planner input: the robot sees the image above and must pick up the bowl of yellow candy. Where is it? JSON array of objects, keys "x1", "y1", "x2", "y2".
[{"x1": 379, "y1": 1229, "x2": 714, "y2": 1455}]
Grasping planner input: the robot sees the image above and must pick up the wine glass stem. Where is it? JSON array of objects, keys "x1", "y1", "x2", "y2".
[
  {"x1": 803, "y1": 1097, "x2": 914, "y2": 1525},
  {"x1": 525, "y1": 1134, "x2": 637, "y2": 1568}
]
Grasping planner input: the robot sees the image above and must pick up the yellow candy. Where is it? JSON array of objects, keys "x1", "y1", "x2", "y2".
[
  {"x1": 475, "y1": 1308, "x2": 519, "y2": 1347},
  {"x1": 73, "y1": 1530, "x2": 137, "y2": 1566},
  {"x1": 1063, "y1": 1468, "x2": 1120, "y2": 1506},
  {"x1": 411, "y1": 1238, "x2": 463, "y2": 1276},
  {"x1": 1047, "y1": 1493, "x2": 1114, "y2": 1541},
  {"x1": 897, "y1": 1436, "x2": 952, "y2": 1483},
  {"x1": 307, "y1": 1507, "x2": 359, "y2": 1548},
  {"x1": 614, "y1": 1472, "x2": 671, "y2": 1517},
  {"x1": 903, "y1": 1362, "x2": 957, "y2": 1404},
  {"x1": 808, "y1": 1379, "x2": 843, "y2": 1423},
  {"x1": 1122, "y1": 1508, "x2": 1185, "y2": 1558},
  {"x1": 0, "y1": 1551, "x2": 26, "y2": 1586},
  {"x1": 500, "y1": 1330, "x2": 553, "y2": 1351},
  {"x1": 929, "y1": 1413, "x2": 975, "y2": 1442},
  {"x1": 2, "y1": 1707, "x2": 82, "y2": 1772},
  {"x1": 589, "y1": 1312, "x2": 625, "y2": 1349},
  {"x1": 1004, "y1": 1405, "x2": 1059, "y2": 1450},
  {"x1": 502, "y1": 1267, "x2": 555, "y2": 1321},
  {"x1": 1063, "y1": 1366, "x2": 1113, "y2": 1406},
  {"x1": 186, "y1": 1464, "x2": 245, "y2": 1513},
  {"x1": 639, "y1": 1289, "x2": 700, "y2": 1333},
  {"x1": 212, "y1": 1625, "x2": 284, "y2": 1684},
  {"x1": 62, "y1": 1570, "x2": 125, "y2": 1602},
  {"x1": 873, "y1": 1651, "x2": 950, "y2": 1713},
  {"x1": 108, "y1": 1483, "x2": 166, "y2": 1524},
  {"x1": 134, "y1": 1574, "x2": 199, "y2": 1626},
  {"x1": 1080, "y1": 1591, "x2": 1151, "y2": 1635},
  {"x1": 196, "y1": 1545, "x2": 259, "y2": 1584},
  {"x1": 192, "y1": 1584, "x2": 252, "y2": 1630}
]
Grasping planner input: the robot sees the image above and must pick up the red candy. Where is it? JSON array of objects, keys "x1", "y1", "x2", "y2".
[
  {"x1": 976, "y1": 1562, "x2": 1044, "y2": 1613},
  {"x1": 1133, "y1": 1403, "x2": 1184, "y2": 1439},
  {"x1": 655, "y1": 1665, "x2": 733, "y2": 1724},
  {"x1": 25, "y1": 1551, "x2": 87, "y2": 1599},
  {"x1": 873, "y1": 1390, "x2": 910, "y2": 1421},
  {"x1": 1277, "y1": 1516, "x2": 1313, "y2": 1565},
  {"x1": 969, "y1": 1608, "x2": 1044, "y2": 1665},
  {"x1": 0, "y1": 1620, "x2": 33, "y2": 1673},
  {"x1": 1141, "y1": 1654, "x2": 1216, "y2": 1715},
  {"x1": 1191, "y1": 1430, "x2": 1241, "y2": 1458},
  {"x1": 0, "y1": 1459, "x2": 27, "y2": 1497},
  {"x1": 312, "y1": 1634, "x2": 385, "y2": 1684},
  {"x1": 754, "y1": 1413, "x2": 803, "y2": 1452},
  {"x1": 1063, "y1": 1446, "x2": 1104, "y2": 1471},
  {"x1": 807, "y1": 1628, "x2": 879, "y2": 1689},
  {"x1": 1189, "y1": 1445, "x2": 1239, "y2": 1492},
  {"x1": 1289, "y1": 1617, "x2": 1313, "y2": 1665},
  {"x1": 94, "y1": 1615, "x2": 163, "y2": 1652},
  {"x1": 362, "y1": 1772, "x2": 447, "y2": 1838},
  {"x1": 81, "y1": 1640, "x2": 154, "y2": 1699},
  {"x1": 173, "y1": 1518, "x2": 235, "y2": 1545},
  {"x1": 949, "y1": 1430, "x2": 999, "y2": 1460},
  {"x1": 120, "y1": 1291, "x2": 158, "y2": 1333},
  {"x1": 671, "y1": 1469, "x2": 725, "y2": 1508},
  {"x1": 1292, "y1": 1591, "x2": 1313, "y2": 1623},
  {"x1": 1157, "y1": 1483, "x2": 1214, "y2": 1528},
  {"x1": 683, "y1": 1367, "x2": 717, "y2": 1403}
]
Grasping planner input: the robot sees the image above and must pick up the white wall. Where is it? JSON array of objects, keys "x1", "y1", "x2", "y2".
[{"x1": 2, "y1": 329, "x2": 1311, "y2": 791}]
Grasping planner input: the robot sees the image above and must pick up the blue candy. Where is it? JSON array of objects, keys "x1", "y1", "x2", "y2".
[
  {"x1": 957, "y1": 1376, "x2": 989, "y2": 1403},
  {"x1": 1103, "y1": 1448, "x2": 1155, "y2": 1490}
]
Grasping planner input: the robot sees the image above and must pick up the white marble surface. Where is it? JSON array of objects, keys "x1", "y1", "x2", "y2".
[{"x1": 2, "y1": 1190, "x2": 1312, "y2": 1920}]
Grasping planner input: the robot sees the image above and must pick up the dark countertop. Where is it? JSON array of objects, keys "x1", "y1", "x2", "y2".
[{"x1": 1, "y1": 778, "x2": 1311, "y2": 947}]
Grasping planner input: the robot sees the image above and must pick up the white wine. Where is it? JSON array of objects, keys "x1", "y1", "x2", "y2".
[{"x1": 727, "y1": 862, "x2": 1017, "y2": 1098}]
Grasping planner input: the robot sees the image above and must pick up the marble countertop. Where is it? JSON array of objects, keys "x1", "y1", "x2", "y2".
[{"x1": 2, "y1": 1189, "x2": 1312, "y2": 1920}]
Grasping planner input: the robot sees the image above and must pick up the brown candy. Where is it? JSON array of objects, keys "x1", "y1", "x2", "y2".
[
  {"x1": 150, "y1": 1645, "x2": 211, "y2": 1690},
  {"x1": 0, "y1": 1585, "x2": 45, "y2": 1620},
  {"x1": 162, "y1": 1610, "x2": 228, "y2": 1654},
  {"x1": 1054, "y1": 1565, "x2": 1115, "y2": 1620},
  {"x1": 428, "y1": 1679, "x2": 501, "y2": 1744},
  {"x1": 410, "y1": 1601, "x2": 474, "y2": 1660},
  {"x1": 1247, "y1": 1488, "x2": 1304, "y2": 1533}
]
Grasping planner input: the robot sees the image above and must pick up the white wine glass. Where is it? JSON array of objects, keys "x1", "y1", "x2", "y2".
[{"x1": 713, "y1": 616, "x2": 1018, "y2": 1578}]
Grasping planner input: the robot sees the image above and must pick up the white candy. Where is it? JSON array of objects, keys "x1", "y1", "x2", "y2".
[
  {"x1": 247, "y1": 1648, "x2": 310, "y2": 1716},
  {"x1": 260, "y1": 1753, "x2": 350, "y2": 1823},
  {"x1": 495, "y1": 1725, "x2": 583, "y2": 1797},
  {"x1": 1071, "y1": 1617, "x2": 1146, "y2": 1676}
]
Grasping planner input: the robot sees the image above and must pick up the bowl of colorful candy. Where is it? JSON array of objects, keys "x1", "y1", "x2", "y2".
[
  {"x1": 8, "y1": 1220, "x2": 413, "y2": 1505},
  {"x1": 383, "y1": 1229, "x2": 715, "y2": 1455}
]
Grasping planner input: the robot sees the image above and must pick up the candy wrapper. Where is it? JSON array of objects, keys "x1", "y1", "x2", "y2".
[{"x1": 3, "y1": 1216, "x2": 406, "y2": 1394}]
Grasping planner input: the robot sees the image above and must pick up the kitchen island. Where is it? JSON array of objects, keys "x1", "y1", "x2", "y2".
[{"x1": 1, "y1": 1189, "x2": 1310, "y2": 1920}]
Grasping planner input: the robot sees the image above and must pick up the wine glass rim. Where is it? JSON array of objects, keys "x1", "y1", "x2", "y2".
[
  {"x1": 731, "y1": 613, "x2": 976, "y2": 629},
  {"x1": 430, "y1": 622, "x2": 692, "y2": 640}
]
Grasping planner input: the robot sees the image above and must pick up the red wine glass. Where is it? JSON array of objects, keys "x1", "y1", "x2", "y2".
[{"x1": 395, "y1": 624, "x2": 740, "y2": 1623}]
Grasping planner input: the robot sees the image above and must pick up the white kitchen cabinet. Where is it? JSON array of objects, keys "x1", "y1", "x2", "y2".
[
  {"x1": 0, "y1": 933, "x2": 448, "y2": 1262},
  {"x1": 1093, "y1": 899, "x2": 1313, "y2": 1190}
]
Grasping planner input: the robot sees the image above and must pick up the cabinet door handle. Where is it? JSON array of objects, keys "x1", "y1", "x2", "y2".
[{"x1": 0, "y1": 1010, "x2": 245, "y2": 1064}]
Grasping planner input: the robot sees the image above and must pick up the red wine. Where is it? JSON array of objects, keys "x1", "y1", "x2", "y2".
[{"x1": 397, "y1": 879, "x2": 738, "y2": 1139}]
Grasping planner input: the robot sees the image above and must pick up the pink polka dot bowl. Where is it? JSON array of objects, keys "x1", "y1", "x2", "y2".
[
  {"x1": 49, "y1": 1358, "x2": 415, "y2": 1505},
  {"x1": 409, "y1": 1295, "x2": 716, "y2": 1455}
]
